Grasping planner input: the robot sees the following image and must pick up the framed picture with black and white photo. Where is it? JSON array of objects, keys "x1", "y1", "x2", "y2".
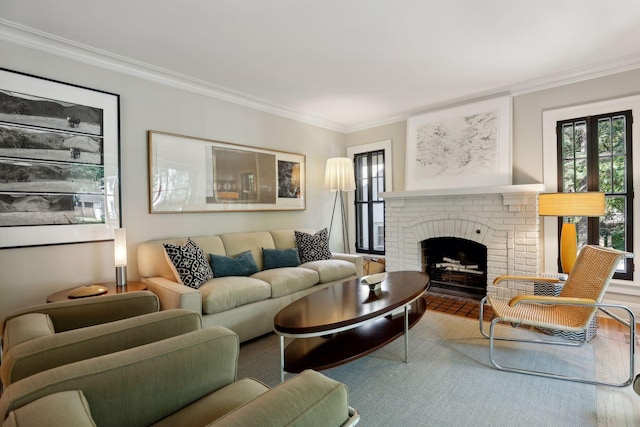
[{"x1": 0, "y1": 68, "x2": 121, "y2": 248}]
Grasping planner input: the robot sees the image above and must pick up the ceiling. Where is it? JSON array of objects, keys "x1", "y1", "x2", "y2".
[{"x1": 2, "y1": 0, "x2": 640, "y2": 132}]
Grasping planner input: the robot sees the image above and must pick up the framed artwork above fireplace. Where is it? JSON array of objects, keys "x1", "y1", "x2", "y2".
[{"x1": 405, "y1": 95, "x2": 512, "y2": 191}]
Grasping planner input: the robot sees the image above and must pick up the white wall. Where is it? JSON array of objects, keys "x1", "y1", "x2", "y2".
[
  {"x1": 345, "y1": 121, "x2": 406, "y2": 192},
  {"x1": 0, "y1": 40, "x2": 346, "y2": 320}
]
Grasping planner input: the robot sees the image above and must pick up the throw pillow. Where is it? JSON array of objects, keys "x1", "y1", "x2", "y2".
[
  {"x1": 295, "y1": 228, "x2": 332, "y2": 264},
  {"x1": 210, "y1": 250, "x2": 259, "y2": 277},
  {"x1": 262, "y1": 247, "x2": 301, "y2": 270},
  {"x1": 163, "y1": 238, "x2": 214, "y2": 289}
]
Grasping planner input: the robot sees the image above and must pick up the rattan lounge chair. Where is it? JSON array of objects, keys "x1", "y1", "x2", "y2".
[{"x1": 479, "y1": 245, "x2": 636, "y2": 387}]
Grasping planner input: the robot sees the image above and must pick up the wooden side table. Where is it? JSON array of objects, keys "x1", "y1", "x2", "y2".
[{"x1": 46, "y1": 281, "x2": 148, "y2": 303}]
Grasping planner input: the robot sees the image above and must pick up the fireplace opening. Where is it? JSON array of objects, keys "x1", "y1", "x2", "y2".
[{"x1": 422, "y1": 237, "x2": 487, "y2": 300}]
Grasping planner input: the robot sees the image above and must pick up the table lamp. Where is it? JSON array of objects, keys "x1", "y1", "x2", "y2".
[
  {"x1": 325, "y1": 157, "x2": 356, "y2": 253},
  {"x1": 538, "y1": 192, "x2": 605, "y2": 273},
  {"x1": 114, "y1": 228, "x2": 128, "y2": 286}
]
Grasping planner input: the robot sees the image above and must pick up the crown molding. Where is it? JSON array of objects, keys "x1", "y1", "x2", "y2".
[
  {"x1": 3, "y1": 19, "x2": 640, "y2": 135},
  {"x1": 0, "y1": 19, "x2": 347, "y2": 132}
]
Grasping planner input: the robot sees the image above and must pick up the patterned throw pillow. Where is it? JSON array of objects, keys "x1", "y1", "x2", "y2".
[
  {"x1": 295, "y1": 228, "x2": 332, "y2": 264},
  {"x1": 209, "y1": 250, "x2": 259, "y2": 277},
  {"x1": 163, "y1": 238, "x2": 214, "y2": 289}
]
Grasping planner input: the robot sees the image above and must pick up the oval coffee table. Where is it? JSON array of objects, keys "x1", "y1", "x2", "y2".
[{"x1": 273, "y1": 271, "x2": 430, "y2": 382}]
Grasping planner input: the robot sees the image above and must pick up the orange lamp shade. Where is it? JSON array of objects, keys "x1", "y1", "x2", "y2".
[{"x1": 538, "y1": 192, "x2": 605, "y2": 273}]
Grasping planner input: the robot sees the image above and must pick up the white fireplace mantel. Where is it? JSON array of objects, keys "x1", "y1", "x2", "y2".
[
  {"x1": 383, "y1": 183, "x2": 545, "y2": 299},
  {"x1": 380, "y1": 184, "x2": 545, "y2": 199}
]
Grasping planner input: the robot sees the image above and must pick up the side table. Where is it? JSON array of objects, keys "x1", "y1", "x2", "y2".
[{"x1": 46, "y1": 281, "x2": 148, "y2": 303}]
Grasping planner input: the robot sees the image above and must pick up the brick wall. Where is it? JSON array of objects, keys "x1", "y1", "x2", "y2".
[{"x1": 383, "y1": 189, "x2": 542, "y2": 298}]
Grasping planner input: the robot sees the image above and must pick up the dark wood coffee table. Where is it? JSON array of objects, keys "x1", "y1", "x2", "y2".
[{"x1": 273, "y1": 271, "x2": 430, "y2": 382}]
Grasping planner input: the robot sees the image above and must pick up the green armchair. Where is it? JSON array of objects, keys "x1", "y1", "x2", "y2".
[
  {"x1": 0, "y1": 326, "x2": 359, "y2": 426},
  {"x1": 1, "y1": 291, "x2": 172, "y2": 386}
]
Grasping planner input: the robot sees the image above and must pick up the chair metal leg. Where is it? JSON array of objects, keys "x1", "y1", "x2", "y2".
[{"x1": 481, "y1": 300, "x2": 636, "y2": 387}]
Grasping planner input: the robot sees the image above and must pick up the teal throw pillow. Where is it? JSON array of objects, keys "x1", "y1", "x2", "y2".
[
  {"x1": 209, "y1": 250, "x2": 259, "y2": 277},
  {"x1": 263, "y1": 247, "x2": 301, "y2": 270}
]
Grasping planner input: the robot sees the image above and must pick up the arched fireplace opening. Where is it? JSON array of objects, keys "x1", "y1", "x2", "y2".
[{"x1": 422, "y1": 237, "x2": 487, "y2": 300}]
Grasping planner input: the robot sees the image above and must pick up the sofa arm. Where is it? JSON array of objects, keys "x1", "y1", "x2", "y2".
[
  {"x1": 3, "y1": 390, "x2": 96, "y2": 427},
  {"x1": 2, "y1": 291, "x2": 159, "y2": 335},
  {"x1": 212, "y1": 370, "x2": 354, "y2": 427},
  {"x1": 1, "y1": 309, "x2": 201, "y2": 386},
  {"x1": 142, "y1": 277, "x2": 203, "y2": 314},
  {"x1": 332, "y1": 253, "x2": 364, "y2": 277}
]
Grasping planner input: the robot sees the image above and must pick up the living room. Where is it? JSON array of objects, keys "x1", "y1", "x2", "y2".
[
  {"x1": 2, "y1": 1, "x2": 640, "y2": 323},
  {"x1": 2, "y1": 2, "x2": 640, "y2": 424}
]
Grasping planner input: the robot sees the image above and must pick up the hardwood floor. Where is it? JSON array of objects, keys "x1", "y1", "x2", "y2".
[{"x1": 425, "y1": 292, "x2": 640, "y2": 426}]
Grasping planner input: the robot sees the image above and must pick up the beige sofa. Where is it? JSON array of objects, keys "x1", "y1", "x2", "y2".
[
  {"x1": 138, "y1": 229, "x2": 363, "y2": 342},
  {"x1": 0, "y1": 326, "x2": 359, "y2": 426}
]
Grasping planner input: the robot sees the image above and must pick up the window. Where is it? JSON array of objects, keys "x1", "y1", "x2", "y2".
[
  {"x1": 347, "y1": 140, "x2": 392, "y2": 256},
  {"x1": 354, "y1": 150, "x2": 385, "y2": 254},
  {"x1": 557, "y1": 110, "x2": 633, "y2": 279}
]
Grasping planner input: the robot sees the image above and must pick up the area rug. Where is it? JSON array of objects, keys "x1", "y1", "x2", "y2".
[{"x1": 237, "y1": 310, "x2": 597, "y2": 426}]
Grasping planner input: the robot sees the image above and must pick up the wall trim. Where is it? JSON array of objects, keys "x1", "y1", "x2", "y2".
[
  {"x1": 3, "y1": 19, "x2": 640, "y2": 135},
  {"x1": 0, "y1": 19, "x2": 345, "y2": 132}
]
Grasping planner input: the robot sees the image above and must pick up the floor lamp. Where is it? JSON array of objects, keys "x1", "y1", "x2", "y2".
[
  {"x1": 538, "y1": 192, "x2": 605, "y2": 273},
  {"x1": 325, "y1": 157, "x2": 356, "y2": 253}
]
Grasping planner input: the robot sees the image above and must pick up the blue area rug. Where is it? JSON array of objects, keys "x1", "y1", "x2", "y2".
[{"x1": 237, "y1": 310, "x2": 597, "y2": 426}]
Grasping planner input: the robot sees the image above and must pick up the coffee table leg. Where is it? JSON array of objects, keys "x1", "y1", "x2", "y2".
[
  {"x1": 279, "y1": 335, "x2": 285, "y2": 383},
  {"x1": 404, "y1": 304, "x2": 409, "y2": 363}
]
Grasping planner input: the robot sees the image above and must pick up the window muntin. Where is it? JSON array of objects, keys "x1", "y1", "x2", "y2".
[{"x1": 557, "y1": 110, "x2": 633, "y2": 279}]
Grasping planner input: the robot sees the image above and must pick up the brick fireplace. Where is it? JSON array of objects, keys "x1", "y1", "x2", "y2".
[{"x1": 381, "y1": 184, "x2": 545, "y2": 299}]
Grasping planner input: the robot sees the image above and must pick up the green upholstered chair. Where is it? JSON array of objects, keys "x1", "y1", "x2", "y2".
[
  {"x1": 1, "y1": 291, "x2": 169, "y2": 386},
  {"x1": 0, "y1": 326, "x2": 359, "y2": 427}
]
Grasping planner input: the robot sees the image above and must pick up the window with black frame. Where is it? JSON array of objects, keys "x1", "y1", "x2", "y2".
[
  {"x1": 557, "y1": 110, "x2": 633, "y2": 280},
  {"x1": 354, "y1": 150, "x2": 385, "y2": 254}
]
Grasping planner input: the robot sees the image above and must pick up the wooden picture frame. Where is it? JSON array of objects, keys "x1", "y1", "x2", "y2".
[
  {"x1": 405, "y1": 96, "x2": 512, "y2": 191},
  {"x1": 0, "y1": 68, "x2": 121, "y2": 248},
  {"x1": 148, "y1": 131, "x2": 305, "y2": 212}
]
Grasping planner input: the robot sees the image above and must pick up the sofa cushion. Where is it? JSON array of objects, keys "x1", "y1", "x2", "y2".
[
  {"x1": 262, "y1": 247, "x2": 301, "y2": 270},
  {"x1": 4, "y1": 390, "x2": 96, "y2": 427},
  {"x1": 295, "y1": 228, "x2": 332, "y2": 263},
  {"x1": 269, "y1": 228, "x2": 314, "y2": 250},
  {"x1": 163, "y1": 238, "x2": 214, "y2": 289},
  {"x1": 300, "y1": 259, "x2": 356, "y2": 283},
  {"x1": 210, "y1": 251, "x2": 259, "y2": 278},
  {"x1": 218, "y1": 232, "x2": 275, "y2": 271},
  {"x1": 199, "y1": 277, "x2": 271, "y2": 315},
  {"x1": 251, "y1": 267, "x2": 319, "y2": 298},
  {"x1": 3, "y1": 313, "x2": 55, "y2": 351}
]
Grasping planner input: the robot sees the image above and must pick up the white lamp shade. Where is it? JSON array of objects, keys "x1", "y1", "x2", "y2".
[
  {"x1": 325, "y1": 157, "x2": 355, "y2": 191},
  {"x1": 113, "y1": 228, "x2": 127, "y2": 267}
]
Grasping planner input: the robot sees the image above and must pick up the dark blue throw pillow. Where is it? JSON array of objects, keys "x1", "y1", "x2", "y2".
[
  {"x1": 209, "y1": 250, "x2": 259, "y2": 277},
  {"x1": 262, "y1": 247, "x2": 301, "y2": 270}
]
